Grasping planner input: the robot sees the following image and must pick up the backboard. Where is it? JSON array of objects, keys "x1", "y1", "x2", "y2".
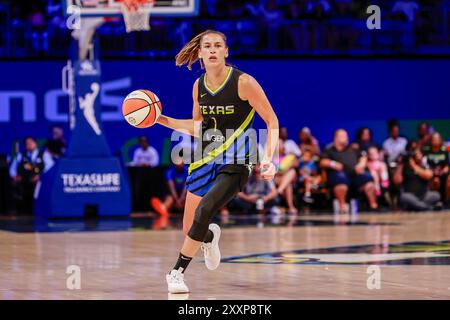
[{"x1": 63, "y1": 0, "x2": 199, "y2": 17}]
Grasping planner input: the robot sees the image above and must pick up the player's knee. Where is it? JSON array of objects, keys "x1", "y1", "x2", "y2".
[
  {"x1": 195, "y1": 200, "x2": 214, "y2": 224},
  {"x1": 187, "y1": 220, "x2": 209, "y2": 242},
  {"x1": 187, "y1": 201, "x2": 214, "y2": 241}
]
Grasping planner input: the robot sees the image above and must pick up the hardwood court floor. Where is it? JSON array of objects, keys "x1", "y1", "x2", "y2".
[{"x1": 1, "y1": 211, "x2": 450, "y2": 300}]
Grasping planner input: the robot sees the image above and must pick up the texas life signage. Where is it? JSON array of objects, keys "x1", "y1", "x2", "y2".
[{"x1": 35, "y1": 59, "x2": 131, "y2": 218}]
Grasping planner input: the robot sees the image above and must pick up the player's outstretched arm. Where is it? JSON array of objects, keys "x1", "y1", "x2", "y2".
[
  {"x1": 157, "y1": 116, "x2": 198, "y2": 137},
  {"x1": 157, "y1": 79, "x2": 202, "y2": 137},
  {"x1": 238, "y1": 74, "x2": 279, "y2": 180}
]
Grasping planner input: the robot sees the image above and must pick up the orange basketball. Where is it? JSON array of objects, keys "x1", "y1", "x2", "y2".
[{"x1": 122, "y1": 89, "x2": 162, "y2": 128}]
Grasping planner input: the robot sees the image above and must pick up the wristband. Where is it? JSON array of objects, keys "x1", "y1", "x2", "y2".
[{"x1": 330, "y1": 160, "x2": 336, "y2": 169}]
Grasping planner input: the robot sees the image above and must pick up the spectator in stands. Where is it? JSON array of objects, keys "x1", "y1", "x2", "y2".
[
  {"x1": 286, "y1": 0, "x2": 309, "y2": 18},
  {"x1": 305, "y1": 0, "x2": 332, "y2": 19},
  {"x1": 276, "y1": 148, "x2": 322, "y2": 205},
  {"x1": 46, "y1": 0, "x2": 65, "y2": 28},
  {"x1": 9, "y1": 137, "x2": 54, "y2": 215},
  {"x1": 367, "y1": 146, "x2": 390, "y2": 201},
  {"x1": 383, "y1": 121, "x2": 408, "y2": 165},
  {"x1": 245, "y1": 0, "x2": 283, "y2": 49},
  {"x1": 298, "y1": 150, "x2": 321, "y2": 203},
  {"x1": 165, "y1": 154, "x2": 188, "y2": 211},
  {"x1": 320, "y1": 129, "x2": 378, "y2": 213},
  {"x1": 151, "y1": 153, "x2": 187, "y2": 217},
  {"x1": 394, "y1": 144, "x2": 441, "y2": 211},
  {"x1": 423, "y1": 132, "x2": 449, "y2": 204},
  {"x1": 383, "y1": 121, "x2": 408, "y2": 209},
  {"x1": 297, "y1": 150, "x2": 321, "y2": 204},
  {"x1": 298, "y1": 127, "x2": 320, "y2": 157},
  {"x1": 28, "y1": 4, "x2": 49, "y2": 52},
  {"x1": 232, "y1": 165, "x2": 279, "y2": 216},
  {"x1": 333, "y1": 0, "x2": 353, "y2": 18},
  {"x1": 274, "y1": 139, "x2": 299, "y2": 214},
  {"x1": 131, "y1": 136, "x2": 159, "y2": 167},
  {"x1": 0, "y1": 154, "x2": 11, "y2": 215},
  {"x1": 245, "y1": 0, "x2": 282, "y2": 22},
  {"x1": 201, "y1": 0, "x2": 218, "y2": 18},
  {"x1": 285, "y1": 0, "x2": 310, "y2": 50},
  {"x1": 328, "y1": 0, "x2": 360, "y2": 50},
  {"x1": 417, "y1": 121, "x2": 432, "y2": 148},
  {"x1": 391, "y1": 0, "x2": 420, "y2": 22},
  {"x1": 214, "y1": 0, "x2": 247, "y2": 19},
  {"x1": 305, "y1": 0, "x2": 332, "y2": 49},
  {"x1": 28, "y1": 4, "x2": 46, "y2": 30},
  {"x1": 228, "y1": 0, "x2": 248, "y2": 18},
  {"x1": 280, "y1": 127, "x2": 301, "y2": 157},
  {"x1": 45, "y1": 125, "x2": 66, "y2": 159},
  {"x1": 260, "y1": 0, "x2": 283, "y2": 25},
  {"x1": 352, "y1": 127, "x2": 378, "y2": 153}
]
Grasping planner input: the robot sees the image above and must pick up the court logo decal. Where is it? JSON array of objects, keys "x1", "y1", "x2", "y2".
[{"x1": 221, "y1": 240, "x2": 450, "y2": 265}]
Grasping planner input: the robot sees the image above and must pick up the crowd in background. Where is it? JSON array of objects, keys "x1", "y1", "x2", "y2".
[
  {"x1": 215, "y1": 120, "x2": 449, "y2": 220},
  {"x1": 2, "y1": 119, "x2": 449, "y2": 217},
  {"x1": 1, "y1": 0, "x2": 449, "y2": 57}
]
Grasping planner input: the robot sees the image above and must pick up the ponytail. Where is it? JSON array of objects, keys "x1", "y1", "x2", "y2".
[{"x1": 175, "y1": 30, "x2": 227, "y2": 70}]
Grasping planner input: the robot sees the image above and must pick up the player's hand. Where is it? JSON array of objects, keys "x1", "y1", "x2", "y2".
[{"x1": 260, "y1": 161, "x2": 276, "y2": 180}]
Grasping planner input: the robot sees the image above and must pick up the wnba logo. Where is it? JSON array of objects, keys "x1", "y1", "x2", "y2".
[{"x1": 78, "y1": 82, "x2": 102, "y2": 135}]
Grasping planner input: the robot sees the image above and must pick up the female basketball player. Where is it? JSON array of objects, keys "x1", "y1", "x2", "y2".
[{"x1": 156, "y1": 30, "x2": 279, "y2": 293}]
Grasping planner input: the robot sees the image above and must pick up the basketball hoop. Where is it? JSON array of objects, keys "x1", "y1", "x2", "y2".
[
  {"x1": 70, "y1": 0, "x2": 156, "y2": 59},
  {"x1": 120, "y1": 0, "x2": 154, "y2": 33}
]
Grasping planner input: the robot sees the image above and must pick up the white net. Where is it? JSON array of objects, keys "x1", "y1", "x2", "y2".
[
  {"x1": 120, "y1": 1, "x2": 153, "y2": 33},
  {"x1": 70, "y1": 0, "x2": 154, "y2": 59}
]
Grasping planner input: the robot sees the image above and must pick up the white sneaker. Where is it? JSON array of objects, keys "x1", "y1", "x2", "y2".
[
  {"x1": 201, "y1": 223, "x2": 221, "y2": 270},
  {"x1": 166, "y1": 268, "x2": 189, "y2": 294}
]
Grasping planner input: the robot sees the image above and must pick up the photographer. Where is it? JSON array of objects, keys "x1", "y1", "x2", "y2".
[
  {"x1": 9, "y1": 137, "x2": 53, "y2": 215},
  {"x1": 422, "y1": 132, "x2": 449, "y2": 205},
  {"x1": 393, "y1": 144, "x2": 440, "y2": 211},
  {"x1": 232, "y1": 166, "x2": 279, "y2": 216}
]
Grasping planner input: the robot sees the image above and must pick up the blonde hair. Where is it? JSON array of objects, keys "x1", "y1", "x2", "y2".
[{"x1": 175, "y1": 30, "x2": 227, "y2": 70}]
